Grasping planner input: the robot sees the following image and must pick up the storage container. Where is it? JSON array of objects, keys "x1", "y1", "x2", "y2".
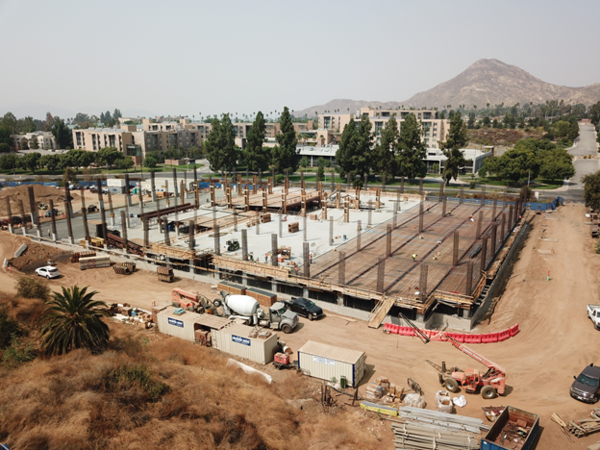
[
  {"x1": 481, "y1": 406, "x2": 540, "y2": 450},
  {"x1": 297, "y1": 340, "x2": 366, "y2": 387},
  {"x1": 212, "y1": 323, "x2": 279, "y2": 365}
]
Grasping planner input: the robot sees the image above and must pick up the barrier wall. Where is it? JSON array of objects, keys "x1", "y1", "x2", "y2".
[{"x1": 383, "y1": 322, "x2": 519, "y2": 344}]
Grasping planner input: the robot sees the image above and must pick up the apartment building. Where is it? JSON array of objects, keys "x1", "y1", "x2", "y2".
[
  {"x1": 12, "y1": 131, "x2": 58, "y2": 150},
  {"x1": 318, "y1": 108, "x2": 449, "y2": 149}
]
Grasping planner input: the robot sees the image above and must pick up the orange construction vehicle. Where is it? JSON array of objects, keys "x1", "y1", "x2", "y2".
[{"x1": 438, "y1": 333, "x2": 507, "y2": 399}]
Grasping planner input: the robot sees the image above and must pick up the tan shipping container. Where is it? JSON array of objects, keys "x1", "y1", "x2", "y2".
[{"x1": 212, "y1": 323, "x2": 279, "y2": 365}]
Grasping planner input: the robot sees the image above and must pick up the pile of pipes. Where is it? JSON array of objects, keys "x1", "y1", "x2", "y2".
[
  {"x1": 70, "y1": 251, "x2": 96, "y2": 263},
  {"x1": 391, "y1": 407, "x2": 490, "y2": 450},
  {"x1": 568, "y1": 408, "x2": 600, "y2": 438}
]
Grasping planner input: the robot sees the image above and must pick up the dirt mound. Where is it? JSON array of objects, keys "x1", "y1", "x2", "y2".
[
  {"x1": 9, "y1": 241, "x2": 70, "y2": 273},
  {"x1": 0, "y1": 185, "x2": 79, "y2": 218}
]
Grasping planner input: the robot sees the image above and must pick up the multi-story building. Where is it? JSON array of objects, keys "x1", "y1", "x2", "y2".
[
  {"x1": 318, "y1": 108, "x2": 449, "y2": 149},
  {"x1": 12, "y1": 131, "x2": 58, "y2": 150}
]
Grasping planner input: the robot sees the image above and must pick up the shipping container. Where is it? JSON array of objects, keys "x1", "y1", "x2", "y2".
[
  {"x1": 157, "y1": 306, "x2": 233, "y2": 342},
  {"x1": 79, "y1": 255, "x2": 111, "y2": 270},
  {"x1": 212, "y1": 323, "x2": 279, "y2": 365},
  {"x1": 297, "y1": 341, "x2": 366, "y2": 388},
  {"x1": 481, "y1": 406, "x2": 540, "y2": 450}
]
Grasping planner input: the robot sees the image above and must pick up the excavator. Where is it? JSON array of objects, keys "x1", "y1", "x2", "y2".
[{"x1": 399, "y1": 313, "x2": 506, "y2": 399}]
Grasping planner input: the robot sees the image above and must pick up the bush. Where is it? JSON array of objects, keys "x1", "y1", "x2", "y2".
[
  {"x1": 274, "y1": 174, "x2": 285, "y2": 185},
  {"x1": 2, "y1": 337, "x2": 36, "y2": 369},
  {"x1": 15, "y1": 276, "x2": 51, "y2": 301},
  {"x1": 0, "y1": 305, "x2": 24, "y2": 349},
  {"x1": 469, "y1": 181, "x2": 476, "y2": 189},
  {"x1": 103, "y1": 364, "x2": 169, "y2": 403}
]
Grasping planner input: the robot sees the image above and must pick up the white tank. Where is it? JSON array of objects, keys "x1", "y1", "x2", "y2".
[{"x1": 225, "y1": 295, "x2": 260, "y2": 316}]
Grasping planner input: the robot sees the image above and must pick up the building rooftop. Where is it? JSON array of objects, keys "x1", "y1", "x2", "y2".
[{"x1": 298, "y1": 340, "x2": 365, "y2": 364}]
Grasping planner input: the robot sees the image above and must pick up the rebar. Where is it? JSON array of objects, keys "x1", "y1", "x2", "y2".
[
  {"x1": 453, "y1": 231, "x2": 459, "y2": 266},
  {"x1": 49, "y1": 199, "x2": 57, "y2": 240},
  {"x1": 242, "y1": 229, "x2": 248, "y2": 260},
  {"x1": 188, "y1": 219, "x2": 195, "y2": 250},
  {"x1": 339, "y1": 251, "x2": 345, "y2": 285},
  {"x1": 303, "y1": 241, "x2": 310, "y2": 277},
  {"x1": 121, "y1": 211, "x2": 128, "y2": 254},
  {"x1": 213, "y1": 224, "x2": 220, "y2": 255},
  {"x1": 377, "y1": 257, "x2": 385, "y2": 292},
  {"x1": 419, "y1": 264, "x2": 428, "y2": 301},
  {"x1": 357, "y1": 220, "x2": 362, "y2": 252}
]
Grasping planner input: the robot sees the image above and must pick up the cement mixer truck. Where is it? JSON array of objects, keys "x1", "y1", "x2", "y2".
[{"x1": 216, "y1": 292, "x2": 299, "y2": 334}]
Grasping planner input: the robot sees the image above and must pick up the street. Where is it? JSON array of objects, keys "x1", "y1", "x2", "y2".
[{"x1": 564, "y1": 122, "x2": 599, "y2": 201}]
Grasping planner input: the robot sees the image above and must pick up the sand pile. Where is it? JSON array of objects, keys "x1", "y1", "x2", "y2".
[
  {"x1": 9, "y1": 241, "x2": 70, "y2": 273},
  {"x1": 0, "y1": 185, "x2": 79, "y2": 217}
]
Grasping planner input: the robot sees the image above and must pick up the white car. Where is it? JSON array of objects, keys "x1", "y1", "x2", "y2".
[{"x1": 35, "y1": 266, "x2": 61, "y2": 279}]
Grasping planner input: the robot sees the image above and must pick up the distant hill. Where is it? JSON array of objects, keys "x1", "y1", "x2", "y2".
[{"x1": 293, "y1": 59, "x2": 600, "y2": 117}]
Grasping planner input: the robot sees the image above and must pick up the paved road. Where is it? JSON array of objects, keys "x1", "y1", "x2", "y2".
[{"x1": 564, "y1": 122, "x2": 599, "y2": 202}]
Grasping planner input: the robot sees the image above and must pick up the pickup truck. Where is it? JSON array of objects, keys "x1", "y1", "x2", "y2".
[{"x1": 588, "y1": 305, "x2": 600, "y2": 330}]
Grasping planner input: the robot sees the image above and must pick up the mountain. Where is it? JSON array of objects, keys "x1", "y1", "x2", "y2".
[{"x1": 293, "y1": 59, "x2": 600, "y2": 117}]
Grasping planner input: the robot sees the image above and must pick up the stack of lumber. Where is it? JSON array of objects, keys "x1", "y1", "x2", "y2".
[
  {"x1": 568, "y1": 408, "x2": 600, "y2": 438},
  {"x1": 70, "y1": 251, "x2": 96, "y2": 263},
  {"x1": 288, "y1": 222, "x2": 299, "y2": 233},
  {"x1": 157, "y1": 266, "x2": 174, "y2": 283},
  {"x1": 113, "y1": 262, "x2": 136, "y2": 275}
]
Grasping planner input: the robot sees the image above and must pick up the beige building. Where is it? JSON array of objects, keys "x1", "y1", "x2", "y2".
[
  {"x1": 318, "y1": 108, "x2": 449, "y2": 149},
  {"x1": 12, "y1": 131, "x2": 58, "y2": 150}
]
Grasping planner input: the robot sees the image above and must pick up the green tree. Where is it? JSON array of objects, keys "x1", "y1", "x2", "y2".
[
  {"x1": 272, "y1": 106, "x2": 299, "y2": 173},
  {"x1": 0, "y1": 124, "x2": 12, "y2": 147},
  {"x1": 242, "y1": 111, "x2": 268, "y2": 172},
  {"x1": 482, "y1": 116, "x2": 491, "y2": 127},
  {"x1": 51, "y1": 117, "x2": 73, "y2": 149},
  {"x1": 440, "y1": 113, "x2": 468, "y2": 185},
  {"x1": 300, "y1": 156, "x2": 309, "y2": 168},
  {"x1": 317, "y1": 157, "x2": 325, "y2": 181},
  {"x1": 116, "y1": 156, "x2": 134, "y2": 172},
  {"x1": 144, "y1": 152, "x2": 158, "y2": 169},
  {"x1": 96, "y1": 147, "x2": 122, "y2": 168},
  {"x1": 20, "y1": 137, "x2": 29, "y2": 150},
  {"x1": 0, "y1": 143, "x2": 12, "y2": 153},
  {"x1": 1, "y1": 112, "x2": 17, "y2": 135},
  {"x1": 19, "y1": 152, "x2": 41, "y2": 174},
  {"x1": 39, "y1": 154, "x2": 61, "y2": 171},
  {"x1": 21, "y1": 116, "x2": 37, "y2": 133},
  {"x1": 491, "y1": 142, "x2": 540, "y2": 183},
  {"x1": 28, "y1": 136, "x2": 39, "y2": 149},
  {"x1": 61, "y1": 149, "x2": 94, "y2": 172},
  {"x1": 63, "y1": 167, "x2": 77, "y2": 185},
  {"x1": 539, "y1": 148, "x2": 575, "y2": 182},
  {"x1": 40, "y1": 285, "x2": 110, "y2": 356},
  {"x1": 397, "y1": 113, "x2": 426, "y2": 180},
  {"x1": 204, "y1": 114, "x2": 238, "y2": 174},
  {"x1": 335, "y1": 115, "x2": 373, "y2": 186},
  {"x1": 372, "y1": 115, "x2": 399, "y2": 181},
  {"x1": 584, "y1": 171, "x2": 600, "y2": 210},
  {"x1": 0, "y1": 154, "x2": 18, "y2": 172}
]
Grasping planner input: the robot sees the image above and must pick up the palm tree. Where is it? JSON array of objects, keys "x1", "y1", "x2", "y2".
[{"x1": 41, "y1": 285, "x2": 109, "y2": 356}]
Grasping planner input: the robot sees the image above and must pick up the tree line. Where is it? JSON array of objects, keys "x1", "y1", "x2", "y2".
[
  {"x1": 0, "y1": 148, "x2": 134, "y2": 175},
  {"x1": 336, "y1": 112, "x2": 468, "y2": 187}
]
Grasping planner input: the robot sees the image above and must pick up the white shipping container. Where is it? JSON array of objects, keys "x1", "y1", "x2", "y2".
[
  {"x1": 107, "y1": 179, "x2": 126, "y2": 187},
  {"x1": 297, "y1": 341, "x2": 366, "y2": 388},
  {"x1": 212, "y1": 324, "x2": 279, "y2": 365}
]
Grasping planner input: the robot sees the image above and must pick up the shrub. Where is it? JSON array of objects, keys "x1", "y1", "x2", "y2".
[
  {"x1": 274, "y1": 174, "x2": 285, "y2": 185},
  {"x1": 15, "y1": 276, "x2": 51, "y2": 301},
  {"x1": 2, "y1": 336, "x2": 36, "y2": 369},
  {"x1": 469, "y1": 180, "x2": 476, "y2": 189},
  {"x1": 0, "y1": 304, "x2": 25, "y2": 349},
  {"x1": 103, "y1": 364, "x2": 169, "y2": 403}
]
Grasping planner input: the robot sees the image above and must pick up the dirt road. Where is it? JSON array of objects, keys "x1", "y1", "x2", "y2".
[{"x1": 1, "y1": 204, "x2": 599, "y2": 449}]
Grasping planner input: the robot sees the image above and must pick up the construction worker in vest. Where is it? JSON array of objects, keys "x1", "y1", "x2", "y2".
[{"x1": 412, "y1": 254, "x2": 417, "y2": 261}]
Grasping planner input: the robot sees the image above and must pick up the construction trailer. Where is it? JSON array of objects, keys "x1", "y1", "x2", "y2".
[
  {"x1": 212, "y1": 323, "x2": 279, "y2": 365},
  {"x1": 156, "y1": 306, "x2": 232, "y2": 343},
  {"x1": 297, "y1": 340, "x2": 366, "y2": 388}
]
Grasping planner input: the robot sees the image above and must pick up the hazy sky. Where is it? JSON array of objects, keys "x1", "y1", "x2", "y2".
[{"x1": 1, "y1": 0, "x2": 599, "y2": 120}]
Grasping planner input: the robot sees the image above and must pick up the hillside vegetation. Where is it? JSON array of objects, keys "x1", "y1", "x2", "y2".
[{"x1": 0, "y1": 293, "x2": 386, "y2": 450}]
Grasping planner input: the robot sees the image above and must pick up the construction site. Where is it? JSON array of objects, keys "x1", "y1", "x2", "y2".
[{"x1": 2, "y1": 170, "x2": 528, "y2": 332}]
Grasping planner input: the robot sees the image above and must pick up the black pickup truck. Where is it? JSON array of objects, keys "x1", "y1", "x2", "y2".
[{"x1": 571, "y1": 363, "x2": 600, "y2": 403}]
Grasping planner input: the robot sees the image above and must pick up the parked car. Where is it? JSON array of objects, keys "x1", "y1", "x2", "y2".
[
  {"x1": 282, "y1": 297, "x2": 323, "y2": 320},
  {"x1": 571, "y1": 363, "x2": 600, "y2": 403},
  {"x1": 69, "y1": 184, "x2": 79, "y2": 190},
  {"x1": 35, "y1": 266, "x2": 61, "y2": 279},
  {"x1": 588, "y1": 304, "x2": 600, "y2": 330}
]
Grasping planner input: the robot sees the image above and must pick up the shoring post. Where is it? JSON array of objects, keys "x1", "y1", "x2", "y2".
[
  {"x1": 241, "y1": 229, "x2": 248, "y2": 261},
  {"x1": 303, "y1": 241, "x2": 310, "y2": 278},
  {"x1": 121, "y1": 211, "x2": 128, "y2": 254},
  {"x1": 377, "y1": 257, "x2": 385, "y2": 293},
  {"x1": 339, "y1": 251, "x2": 345, "y2": 285}
]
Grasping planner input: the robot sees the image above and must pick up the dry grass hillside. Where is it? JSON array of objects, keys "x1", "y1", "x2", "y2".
[
  {"x1": 467, "y1": 127, "x2": 544, "y2": 147},
  {"x1": 0, "y1": 294, "x2": 388, "y2": 450}
]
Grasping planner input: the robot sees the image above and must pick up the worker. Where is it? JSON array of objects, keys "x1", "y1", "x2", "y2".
[
  {"x1": 309, "y1": 253, "x2": 313, "y2": 264},
  {"x1": 411, "y1": 254, "x2": 417, "y2": 261},
  {"x1": 47, "y1": 228, "x2": 51, "y2": 238}
]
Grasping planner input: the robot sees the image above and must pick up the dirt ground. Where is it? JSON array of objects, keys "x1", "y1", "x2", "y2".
[
  {"x1": 0, "y1": 185, "x2": 79, "y2": 217},
  {"x1": 1, "y1": 204, "x2": 599, "y2": 449}
]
